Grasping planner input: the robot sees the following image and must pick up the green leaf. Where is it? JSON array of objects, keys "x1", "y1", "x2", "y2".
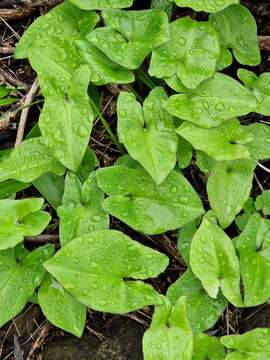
[
  {"x1": 68, "y1": 0, "x2": 133, "y2": 10},
  {"x1": 0, "y1": 86, "x2": 10, "y2": 98},
  {"x1": 210, "y1": 5, "x2": 260, "y2": 67},
  {"x1": 172, "y1": 0, "x2": 239, "y2": 13},
  {"x1": 149, "y1": 17, "x2": 220, "y2": 89},
  {"x1": 14, "y1": 2, "x2": 99, "y2": 59},
  {"x1": 143, "y1": 296, "x2": 193, "y2": 360},
  {"x1": 76, "y1": 41, "x2": 135, "y2": 85},
  {"x1": 39, "y1": 66, "x2": 94, "y2": 172},
  {"x1": 255, "y1": 190, "x2": 270, "y2": 215},
  {"x1": 193, "y1": 333, "x2": 225, "y2": 360},
  {"x1": 0, "y1": 198, "x2": 51, "y2": 250},
  {"x1": 177, "y1": 119, "x2": 253, "y2": 161},
  {"x1": 87, "y1": 9, "x2": 169, "y2": 70},
  {"x1": 196, "y1": 151, "x2": 215, "y2": 174},
  {"x1": 0, "y1": 244, "x2": 54, "y2": 327},
  {"x1": 77, "y1": 147, "x2": 99, "y2": 181},
  {"x1": 165, "y1": 73, "x2": 257, "y2": 128},
  {"x1": 238, "y1": 70, "x2": 270, "y2": 116},
  {"x1": 221, "y1": 328, "x2": 270, "y2": 360},
  {"x1": 207, "y1": 159, "x2": 256, "y2": 228},
  {"x1": 96, "y1": 166, "x2": 204, "y2": 235},
  {"x1": 0, "y1": 138, "x2": 66, "y2": 183},
  {"x1": 177, "y1": 137, "x2": 193, "y2": 169},
  {"x1": 114, "y1": 154, "x2": 141, "y2": 169},
  {"x1": 0, "y1": 98, "x2": 17, "y2": 107},
  {"x1": 177, "y1": 219, "x2": 198, "y2": 264},
  {"x1": 58, "y1": 171, "x2": 109, "y2": 247},
  {"x1": 117, "y1": 88, "x2": 178, "y2": 185},
  {"x1": 151, "y1": 0, "x2": 173, "y2": 18},
  {"x1": 245, "y1": 123, "x2": 270, "y2": 160},
  {"x1": 167, "y1": 269, "x2": 227, "y2": 333},
  {"x1": 0, "y1": 180, "x2": 30, "y2": 200},
  {"x1": 190, "y1": 214, "x2": 243, "y2": 306},
  {"x1": 235, "y1": 197, "x2": 255, "y2": 231},
  {"x1": 38, "y1": 275, "x2": 86, "y2": 337},
  {"x1": 235, "y1": 213, "x2": 270, "y2": 306},
  {"x1": 44, "y1": 230, "x2": 168, "y2": 313}
]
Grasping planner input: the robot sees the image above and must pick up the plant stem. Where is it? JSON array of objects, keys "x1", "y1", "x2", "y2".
[
  {"x1": 126, "y1": 84, "x2": 144, "y2": 102},
  {"x1": 135, "y1": 68, "x2": 156, "y2": 90}
]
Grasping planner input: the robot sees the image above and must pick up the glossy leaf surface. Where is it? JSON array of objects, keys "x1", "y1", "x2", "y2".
[
  {"x1": 246, "y1": 123, "x2": 270, "y2": 160},
  {"x1": 68, "y1": 0, "x2": 133, "y2": 10},
  {"x1": 193, "y1": 334, "x2": 225, "y2": 360},
  {"x1": 172, "y1": 0, "x2": 239, "y2": 13},
  {"x1": 255, "y1": 190, "x2": 270, "y2": 215}
]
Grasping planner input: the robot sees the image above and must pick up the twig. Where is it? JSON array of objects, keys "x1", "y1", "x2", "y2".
[
  {"x1": 258, "y1": 162, "x2": 270, "y2": 174},
  {"x1": 21, "y1": 0, "x2": 62, "y2": 6},
  {"x1": 0, "y1": 8, "x2": 33, "y2": 21},
  {"x1": 26, "y1": 321, "x2": 51, "y2": 360},
  {"x1": 25, "y1": 234, "x2": 59, "y2": 243},
  {"x1": 13, "y1": 334, "x2": 24, "y2": 360},
  {"x1": 0, "y1": 46, "x2": 16, "y2": 54},
  {"x1": 258, "y1": 35, "x2": 270, "y2": 52},
  {"x1": 0, "y1": 16, "x2": 20, "y2": 39},
  {"x1": 0, "y1": 67, "x2": 29, "y2": 88},
  {"x1": 15, "y1": 78, "x2": 39, "y2": 147}
]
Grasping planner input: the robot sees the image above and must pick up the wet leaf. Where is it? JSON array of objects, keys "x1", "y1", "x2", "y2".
[
  {"x1": 87, "y1": 9, "x2": 169, "y2": 69},
  {"x1": 39, "y1": 66, "x2": 94, "y2": 172},
  {"x1": 235, "y1": 197, "x2": 255, "y2": 231},
  {"x1": 172, "y1": 0, "x2": 239, "y2": 13},
  {"x1": 193, "y1": 333, "x2": 225, "y2": 360},
  {"x1": 0, "y1": 138, "x2": 65, "y2": 183},
  {"x1": 38, "y1": 275, "x2": 86, "y2": 337},
  {"x1": 143, "y1": 296, "x2": 193, "y2": 360},
  {"x1": 68, "y1": 0, "x2": 133, "y2": 10},
  {"x1": 114, "y1": 154, "x2": 142, "y2": 169},
  {"x1": 196, "y1": 151, "x2": 215, "y2": 174},
  {"x1": 44, "y1": 230, "x2": 168, "y2": 313},
  {"x1": 149, "y1": 17, "x2": 220, "y2": 89},
  {"x1": 210, "y1": 5, "x2": 260, "y2": 67},
  {"x1": 177, "y1": 219, "x2": 198, "y2": 264},
  {"x1": 0, "y1": 245, "x2": 54, "y2": 327},
  {"x1": 177, "y1": 137, "x2": 193, "y2": 169},
  {"x1": 190, "y1": 214, "x2": 243, "y2": 306},
  {"x1": 207, "y1": 159, "x2": 256, "y2": 228},
  {"x1": 177, "y1": 119, "x2": 253, "y2": 161},
  {"x1": 117, "y1": 88, "x2": 178, "y2": 185},
  {"x1": 167, "y1": 269, "x2": 227, "y2": 333},
  {"x1": 245, "y1": 123, "x2": 270, "y2": 160},
  {"x1": 255, "y1": 190, "x2": 270, "y2": 215},
  {"x1": 58, "y1": 171, "x2": 109, "y2": 247},
  {"x1": 0, "y1": 180, "x2": 30, "y2": 200},
  {"x1": 165, "y1": 73, "x2": 257, "y2": 128},
  {"x1": 96, "y1": 166, "x2": 204, "y2": 235},
  {"x1": 151, "y1": 0, "x2": 173, "y2": 18}
]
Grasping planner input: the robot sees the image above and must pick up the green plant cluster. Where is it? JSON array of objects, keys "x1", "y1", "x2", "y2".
[{"x1": 0, "y1": 0, "x2": 270, "y2": 357}]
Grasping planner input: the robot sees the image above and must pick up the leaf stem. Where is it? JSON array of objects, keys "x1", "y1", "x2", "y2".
[
  {"x1": 135, "y1": 68, "x2": 156, "y2": 90},
  {"x1": 126, "y1": 84, "x2": 144, "y2": 102}
]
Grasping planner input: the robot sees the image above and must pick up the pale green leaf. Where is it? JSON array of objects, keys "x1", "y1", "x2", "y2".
[
  {"x1": 0, "y1": 138, "x2": 66, "y2": 183},
  {"x1": 39, "y1": 66, "x2": 94, "y2": 172},
  {"x1": 114, "y1": 154, "x2": 141, "y2": 169},
  {"x1": 87, "y1": 9, "x2": 169, "y2": 70},
  {"x1": 68, "y1": 0, "x2": 133, "y2": 10},
  {"x1": 177, "y1": 137, "x2": 193, "y2": 169},
  {"x1": 177, "y1": 219, "x2": 198, "y2": 264},
  {"x1": 196, "y1": 151, "x2": 215, "y2": 174},
  {"x1": 245, "y1": 123, "x2": 270, "y2": 160},
  {"x1": 190, "y1": 214, "x2": 243, "y2": 306},
  {"x1": 143, "y1": 296, "x2": 193, "y2": 360},
  {"x1": 235, "y1": 197, "x2": 255, "y2": 231},
  {"x1": 44, "y1": 230, "x2": 169, "y2": 313},
  {"x1": 96, "y1": 166, "x2": 204, "y2": 235},
  {"x1": 38, "y1": 275, "x2": 86, "y2": 337},
  {"x1": 207, "y1": 159, "x2": 256, "y2": 228},
  {"x1": 172, "y1": 0, "x2": 239, "y2": 13},
  {"x1": 165, "y1": 74, "x2": 257, "y2": 128},
  {"x1": 255, "y1": 190, "x2": 270, "y2": 215},
  {"x1": 167, "y1": 269, "x2": 227, "y2": 333},
  {"x1": 193, "y1": 333, "x2": 225, "y2": 360},
  {"x1": 149, "y1": 17, "x2": 220, "y2": 89},
  {"x1": 210, "y1": 5, "x2": 260, "y2": 66},
  {"x1": 177, "y1": 119, "x2": 253, "y2": 161},
  {"x1": 117, "y1": 88, "x2": 178, "y2": 185}
]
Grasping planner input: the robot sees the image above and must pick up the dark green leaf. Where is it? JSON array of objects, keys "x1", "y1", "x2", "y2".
[
  {"x1": 193, "y1": 333, "x2": 225, "y2": 360},
  {"x1": 68, "y1": 0, "x2": 133, "y2": 10}
]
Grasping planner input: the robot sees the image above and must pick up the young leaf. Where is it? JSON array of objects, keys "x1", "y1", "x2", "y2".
[
  {"x1": 0, "y1": 245, "x2": 54, "y2": 327},
  {"x1": 221, "y1": 328, "x2": 270, "y2": 360},
  {"x1": 0, "y1": 138, "x2": 65, "y2": 183},
  {"x1": 234, "y1": 213, "x2": 270, "y2": 306},
  {"x1": 207, "y1": 159, "x2": 256, "y2": 229},
  {"x1": 87, "y1": 9, "x2": 169, "y2": 70},
  {"x1": 39, "y1": 66, "x2": 94, "y2": 172},
  {"x1": 68, "y1": 0, "x2": 133, "y2": 10},
  {"x1": 193, "y1": 333, "x2": 225, "y2": 360},
  {"x1": 38, "y1": 275, "x2": 86, "y2": 337},
  {"x1": 167, "y1": 269, "x2": 227, "y2": 333},
  {"x1": 177, "y1": 119, "x2": 253, "y2": 161},
  {"x1": 245, "y1": 123, "x2": 270, "y2": 160},
  {"x1": 143, "y1": 297, "x2": 193, "y2": 360},
  {"x1": 172, "y1": 0, "x2": 239, "y2": 13},
  {"x1": 58, "y1": 171, "x2": 109, "y2": 247},
  {"x1": 44, "y1": 230, "x2": 169, "y2": 313},
  {"x1": 96, "y1": 166, "x2": 204, "y2": 235},
  {"x1": 165, "y1": 74, "x2": 257, "y2": 128},
  {"x1": 190, "y1": 214, "x2": 243, "y2": 306},
  {"x1": 117, "y1": 88, "x2": 178, "y2": 185},
  {"x1": 210, "y1": 5, "x2": 261, "y2": 67},
  {"x1": 196, "y1": 151, "x2": 215, "y2": 174},
  {"x1": 149, "y1": 17, "x2": 220, "y2": 89},
  {"x1": 255, "y1": 190, "x2": 270, "y2": 215},
  {"x1": 0, "y1": 198, "x2": 51, "y2": 250}
]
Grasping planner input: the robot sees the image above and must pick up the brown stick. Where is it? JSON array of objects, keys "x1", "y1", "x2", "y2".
[
  {"x1": 258, "y1": 35, "x2": 270, "y2": 52},
  {"x1": 0, "y1": 67, "x2": 29, "y2": 88},
  {"x1": 25, "y1": 234, "x2": 59, "y2": 243},
  {"x1": 0, "y1": 46, "x2": 16, "y2": 54},
  {"x1": 0, "y1": 7, "x2": 33, "y2": 21},
  {"x1": 26, "y1": 322, "x2": 51, "y2": 360}
]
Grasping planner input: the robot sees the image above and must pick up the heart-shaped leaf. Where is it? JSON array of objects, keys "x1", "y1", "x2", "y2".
[
  {"x1": 207, "y1": 159, "x2": 256, "y2": 228},
  {"x1": 143, "y1": 296, "x2": 193, "y2": 360},
  {"x1": 44, "y1": 230, "x2": 169, "y2": 313},
  {"x1": 172, "y1": 0, "x2": 239, "y2": 13},
  {"x1": 87, "y1": 9, "x2": 169, "y2": 69},
  {"x1": 96, "y1": 166, "x2": 204, "y2": 235},
  {"x1": 39, "y1": 66, "x2": 94, "y2": 172},
  {"x1": 68, "y1": 0, "x2": 133, "y2": 10},
  {"x1": 193, "y1": 333, "x2": 225, "y2": 360},
  {"x1": 177, "y1": 119, "x2": 253, "y2": 161},
  {"x1": 149, "y1": 17, "x2": 220, "y2": 89},
  {"x1": 167, "y1": 268, "x2": 227, "y2": 333},
  {"x1": 210, "y1": 5, "x2": 260, "y2": 67},
  {"x1": 244, "y1": 123, "x2": 270, "y2": 160},
  {"x1": 255, "y1": 190, "x2": 270, "y2": 215},
  {"x1": 0, "y1": 138, "x2": 65, "y2": 183},
  {"x1": 0, "y1": 245, "x2": 54, "y2": 327},
  {"x1": 165, "y1": 73, "x2": 257, "y2": 128},
  {"x1": 38, "y1": 275, "x2": 86, "y2": 337},
  {"x1": 190, "y1": 214, "x2": 243, "y2": 306},
  {"x1": 58, "y1": 171, "x2": 109, "y2": 247},
  {"x1": 117, "y1": 88, "x2": 178, "y2": 185}
]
